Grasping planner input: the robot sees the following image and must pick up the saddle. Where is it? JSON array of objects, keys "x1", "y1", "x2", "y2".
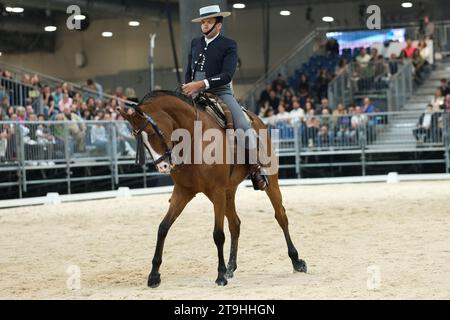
[{"x1": 194, "y1": 92, "x2": 252, "y2": 130}]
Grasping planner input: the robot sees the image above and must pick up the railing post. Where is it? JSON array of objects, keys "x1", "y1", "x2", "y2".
[
  {"x1": 18, "y1": 122, "x2": 27, "y2": 193},
  {"x1": 444, "y1": 112, "x2": 450, "y2": 174},
  {"x1": 360, "y1": 118, "x2": 367, "y2": 176},
  {"x1": 14, "y1": 122, "x2": 24, "y2": 198},
  {"x1": 63, "y1": 122, "x2": 72, "y2": 194},
  {"x1": 111, "y1": 121, "x2": 119, "y2": 187},
  {"x1": 108, "y1": 121, "x2": 116, "y2": 190},
  {"x1": 293, "y1": 121, "x2": 301, "y2": 178}
]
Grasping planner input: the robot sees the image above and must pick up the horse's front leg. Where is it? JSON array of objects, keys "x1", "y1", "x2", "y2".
[
  {"x1": 148, "y1": 185, "x2": 194, "y2": 288},
  {"x1": 210, "y1": 192, "x2": 228, "y2": 286}
]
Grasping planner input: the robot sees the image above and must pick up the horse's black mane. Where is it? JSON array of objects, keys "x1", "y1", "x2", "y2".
[{"x1": 136, "y1": 90, "x2": 194, "y2": 108}]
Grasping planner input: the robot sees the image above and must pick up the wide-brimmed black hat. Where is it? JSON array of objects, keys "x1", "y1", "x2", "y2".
[{"x1": 192, "y1": 5, "x2": 231, "y2": 23}]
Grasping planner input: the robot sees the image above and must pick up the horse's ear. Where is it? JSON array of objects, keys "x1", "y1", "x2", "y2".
[{"x1": 116, "y1": 107, "x2": 131, "y2": 121}]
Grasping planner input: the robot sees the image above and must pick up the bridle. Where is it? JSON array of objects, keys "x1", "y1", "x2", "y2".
[
  {"x1": 133, "y1": 111, "x2": 173, "y2": 167},
  {"x1": 132, "y1": 98, "x2": 199, "y2": 169}
]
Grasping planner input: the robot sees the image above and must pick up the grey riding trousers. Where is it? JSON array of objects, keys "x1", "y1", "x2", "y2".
[{"x1": 194, "y1": 72, "x2": 257, "y2": 149}]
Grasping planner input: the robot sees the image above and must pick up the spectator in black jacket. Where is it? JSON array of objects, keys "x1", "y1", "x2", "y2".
[{"x1": 413, "y1": 104, "x2": 439, "y2": 143}]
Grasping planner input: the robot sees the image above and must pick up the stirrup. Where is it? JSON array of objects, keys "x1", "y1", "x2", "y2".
[{"x1": 250, "y1": 169, "x2": 268, "y2": 191}]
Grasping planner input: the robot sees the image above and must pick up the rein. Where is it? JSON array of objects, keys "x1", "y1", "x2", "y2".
[{"x1": 133, "y1": 91, "x2": 199, "y2": 170}]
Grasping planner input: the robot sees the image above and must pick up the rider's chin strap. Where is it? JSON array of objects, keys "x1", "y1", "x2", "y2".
[{"x1": 202, "y1": 21, "x2": 218, "y2": 37}]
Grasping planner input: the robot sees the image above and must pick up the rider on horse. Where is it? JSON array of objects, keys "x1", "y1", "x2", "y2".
[{"x1": 182, "y1": 4, "x2": 268, "y2": 191}]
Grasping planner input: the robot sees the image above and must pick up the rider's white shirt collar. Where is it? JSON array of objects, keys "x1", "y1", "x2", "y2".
[{"x1": 204, "y1": 32, "x2": 220, "y2": 46}]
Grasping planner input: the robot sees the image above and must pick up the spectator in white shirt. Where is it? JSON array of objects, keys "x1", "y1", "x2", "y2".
[
  {"x1": 289, "y1": 101, "x2": 305, "y2": 124},
  {"x1": 431, "y1": 88, "x2": 445, "y2": 112}
]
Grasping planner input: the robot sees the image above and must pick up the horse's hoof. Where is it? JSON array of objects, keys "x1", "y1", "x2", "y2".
[
  {"x1": 293, "y1": 259, "x2": 307, "y2": 273},
  {"x1": 215, "y1": 277, "x2": 228, "y2": 286},
  {"x1": 148, "y1": 273, "x2": 161, "y2": 288},
  {"x1": 225, "y1": 266, "x2": 236, "y2": 279}
]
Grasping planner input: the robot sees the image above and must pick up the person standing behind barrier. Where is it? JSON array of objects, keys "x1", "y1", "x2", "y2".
[
  {"x1": 420, "y1": 16, "x2": 435, "y2": 40},
  {"x1": 62, "y1": 105, "x2": 86, "y2": 153}
]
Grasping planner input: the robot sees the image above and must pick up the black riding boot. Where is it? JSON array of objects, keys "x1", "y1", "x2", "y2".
[{"x1": 244, "y1": 146, "x2": 268, "y2": 191}]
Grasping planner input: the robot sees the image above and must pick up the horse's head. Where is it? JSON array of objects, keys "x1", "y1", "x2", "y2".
[{"x1": 117, "y1": 106, "x2": 175, "y2": 174}]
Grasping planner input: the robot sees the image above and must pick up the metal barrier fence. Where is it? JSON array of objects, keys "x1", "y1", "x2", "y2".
[
  {"x1": 328, "y1": 60, "x2": 412, "y2": 111},
  {"x1": 265, "y1": 110, "x2": 450, "y2": 176},
  {"x1": 1, "y1": 112, "x2": 449, "y2": 196},
  {"x1": 0, "y1": 120, "x2": 157, "y2": 197},
  {"x1": 1, "y1": 76, "x2": 43, "y2": 112}
]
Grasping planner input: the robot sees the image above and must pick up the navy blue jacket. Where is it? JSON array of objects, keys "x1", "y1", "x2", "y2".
[{"x1": 185, "y1": 34, "x2": 238, "y2": 89}]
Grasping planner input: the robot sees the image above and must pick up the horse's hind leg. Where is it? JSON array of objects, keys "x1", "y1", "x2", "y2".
[
  {"x1": 265, "y1": 174, "x2": 307, "y2": 273},
  {"x1": 207, "y1": 191, "x2": 228, "y2": 286},
  {"x1": 225, "y1": 187, "x2": 241, "y2": 279},
  {"x1": 148, "y1": 185, "x2": 195, "y2": 288}
]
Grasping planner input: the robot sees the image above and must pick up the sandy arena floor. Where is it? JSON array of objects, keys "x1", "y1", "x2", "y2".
[{"x1": 1, "y1": 181, "x2": 450, "y2": 299}]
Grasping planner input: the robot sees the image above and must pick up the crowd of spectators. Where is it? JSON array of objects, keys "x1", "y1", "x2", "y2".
[
  {"x1": 1, "y1": 69, "x2": 141, "y2": 163},
  {"x1": 256, "y1": 15, "x2": 445, "y2": 148},
  {"x1": 413, "y1": 79, "x2": 450, "y2": 144}
]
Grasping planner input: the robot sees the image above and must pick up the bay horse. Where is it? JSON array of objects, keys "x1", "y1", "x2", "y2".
[{"x1": 117, "y1": 90, "x2": 307, "y2": 287}]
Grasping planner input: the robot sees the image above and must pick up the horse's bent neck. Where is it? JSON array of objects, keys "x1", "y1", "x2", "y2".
[{"x1": 140, "y1": 95, "x2": 216, "y2": 135}]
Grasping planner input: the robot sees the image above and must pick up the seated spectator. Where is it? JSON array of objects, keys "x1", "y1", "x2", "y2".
[
  {"x1": 356, "y1": 47, "x2": 371, "y2": 69},
  {"x1": 35, "y1": 114, "x2": 56, "y2": 165},
  {"x1": 335, "y1": 58, "x2": 348, "y2": 75},
  {"x1": 431, "y1": 88, "x2": 445, "y2": 112},
  {"x1": 52, "y1": 86, "x2": 64, "y2": 108},
  {"x1": 298, "y1": 74, "x2": 309, "y2": 93},
  {"x1": 388, "y1": 54, "x2": 399, "y2": 76},
  {"x1": 400, "y1": 39, "x2": 416, "y2": 59},
  {"x1": 438, "y1": 79, "x2": 449, "y2": 97},
  {"x1": 16, "y1": 106, "x2": 27, "y2": 122},
  {"x1": 90, "y1": 116, "x2": 109, "y2": 155},
  {"x1": 350, "y1": 106, "x2": 367, "y2": 142},
  {"x1": 258, "y1": 84, "x2": 272, "y2": 107},
  {"x1": 317, "y1": 124, "x2": 333, "y2": 147},
  {"x1": 418, "y1": 40, "x2": 432, "y2": 66},
  {"x1": 305, "y1": 110, "x2": 319, "y2": 147},
  {"x1": 44, "y1": 99, "x2": 58, "y2": 120},
  {"x1": 412, "y1": 49, "x2": 426, "y2": 84},
  {"x1": 0, "y1": 128, "x2": 7, "y2": 160},
  {"x1": 289, "y1": 101, "x2": 305, "y2": 124},
  {"x1": 59, "y1": 93, "x2": 73, "y2": 113},
  {"x1": 63, "y1": 106, "x2": 86, "y2": 153},
  {"x1": 116, "y1": 113, "x2": 136, "y2": 157},
  {"x1": 413, "y1": 104, "x2": 439, "y2": 143},
  {"x1": 373, "y1": 55, "x2": 389, "y2": 83},
  {"x1": 282, "y1": 89, "x2": 295, "y2": 111},
  {"x1": 316, "y1": 98, "x2": 330, "y2": 115},
  {"x1": 275, "y1": 104, "x2": 291, "y2": 122},
  {"x1": 6, "y1": 106, "x2": 15, "y2": 120},
  {"x1": 259, "y1": 100, "x2": 272, "y2": 118},
  {"x1": 267, "y1": 90, "x2": 280, "y2": 113},
  {"x1": 41, "y1": 85, "x2": 54, "y2": 108},
  {"x1": 333, "y1": 104, "x2": 352, "y2": 146},
  {"x1": 305, "y1": 101, "x2": 315, "y2": 115},
  {"x1": 439, "y1": 94, "x2": 450, "y2": 112},
  {"x1": 272, "y1": 74, "x2": 287, "y2": 92},
  {"x1": 1, "y1": 96, "x2": 9, "y2": 116},
  {"x1": 362, "y1": 97, "x2": 376, "y2": 113}
]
